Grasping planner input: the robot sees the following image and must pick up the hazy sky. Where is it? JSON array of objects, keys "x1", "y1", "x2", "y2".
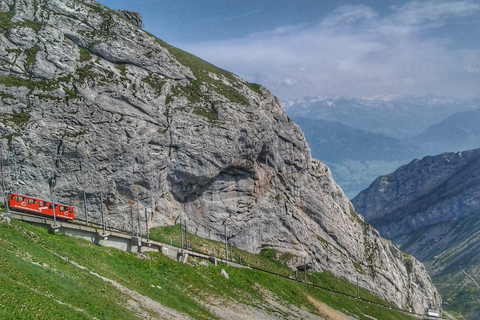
[{"x1": 97, "y1": 0, "x2": 479, "y2": 101}]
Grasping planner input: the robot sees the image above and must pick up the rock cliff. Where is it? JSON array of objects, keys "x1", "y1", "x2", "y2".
[
  {"x1": 117, "y1": 10, "x2": 142, "y2": 28},
  {"x1": 0, "y1": 0, "x2": 440, "y2": 312},
  {"x1": 352, "y1": 149, "x2": 480, "y2": 244},
  {"x1": 352, "y1": 149, "x2": 480, "y2": 318}
]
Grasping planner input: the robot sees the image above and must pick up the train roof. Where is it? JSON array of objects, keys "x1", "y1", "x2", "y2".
[{"x1": 9, "y1": 192, "x2": 73, "y2": 207}]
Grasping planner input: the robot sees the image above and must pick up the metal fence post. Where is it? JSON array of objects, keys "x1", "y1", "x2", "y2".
[
  {"x1": 51, "y1": 189, "x2": 57, "y2": 227},
  {"x1": 137, "y1": 194, "x2": 141, "y2": 238},
  {"x1": 184, "y1": 220, "x2": 188, "y2": 250},
  {"x1": 180, "y1": 218, "x2": 184, "y2": 250},
  {"x1": 357, "y1": 273, "x2": 360, "y2": 298},
  {"x1": 12, "y1": 147, "x2": 19, "y2": 194},
  {"x1": 225, "y1": 224, "x2": 228, "y2": 266},
  {"x1": 100, "y1": 192, "x2": 106, "y2": 236},
  {"x1": 130, "y1": 204, "x2": 134, "y2": 236},
  {"x1": 229, "y1": 230, "x2": 232, "y2": 261},
  {"x1": 83, "y1": 191, "x2": 89, "y2": 225},
  {"x1": 1, "y1": 160, "x2": 8, "y2": 213},
  {"x1": 145, "y1": 208, "x2": 150, "y2": 242},
  {"x1": 304, "y1": 257, "x2": 307, "y2": 283}
]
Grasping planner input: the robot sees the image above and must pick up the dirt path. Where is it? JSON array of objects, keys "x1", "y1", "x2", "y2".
[
  {"x1": 306, "y1": 294, "x2": 358, "y2": 320},
  {"x1": 53, "y1": 252, "x2": 191, "y2": 320}
]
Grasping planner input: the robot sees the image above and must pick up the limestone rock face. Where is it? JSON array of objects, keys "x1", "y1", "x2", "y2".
[
  {"x1": 352, "y1": 149, "x2": 480, "y2": 318},
  {"x1": 0, "y1": 0, "x2": 440, "y2": 312},
  {"x1": 352, "y1": 149, "x2": 480, "y2": 281},
  {"x1": 352, "y1": 149, "x2": 480, "y2": 241}
]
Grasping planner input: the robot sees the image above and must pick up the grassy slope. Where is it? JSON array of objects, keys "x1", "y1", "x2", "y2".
[
  {"x1": 396, "y1": 218, "x2": 480, "y2": 320},
  {"x1": 0, "y1": 217, "x2": 417, "y2": 320}
]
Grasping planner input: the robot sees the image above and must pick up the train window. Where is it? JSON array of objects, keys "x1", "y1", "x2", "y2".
[
  {"x1": 69, "y1": 208, "x2": 73, "y2": 213},
  {"x1": 11, "y1": 194, "x2": 14, "y2": 200},
  {"x1": 39, "y1": 201, "x2": 44, "y2": 206},
  {"x1": 59, "y1": 206, "x2": 65, "y2": 211},
  {"x1": 16, "y1": 196, "x2": 25, "y2": 202},
  {"x1": 49, "y1": 204, "x2": 58, "y2": 209},
  {"x1": 27, "y1": 199, "x2": 36, "y2": 204}
]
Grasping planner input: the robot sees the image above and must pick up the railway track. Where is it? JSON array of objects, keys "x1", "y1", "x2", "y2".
[{"x1": 5, "y1": 208, "x2": 443, "y2": 319}]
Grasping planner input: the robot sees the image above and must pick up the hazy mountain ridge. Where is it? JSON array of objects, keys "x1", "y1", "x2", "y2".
[
  {"x1": 284, "y1": 95, "x2": 479, "y2": 139},
  {"x1": 285, "y1": 96, "x2": 480, "y2": 198},
  {"x1": 408, "y1": 108, "x2": 480, "y2": 156},
  {"x1": 290, "y1": 117, "x2": 419, "y2": 163},
  {"x1": 352, "y1": 149, "x2": 480, "y2": 319},
  {"x1": 0, "y1": 0, "x2": 440, "y2": 312}
]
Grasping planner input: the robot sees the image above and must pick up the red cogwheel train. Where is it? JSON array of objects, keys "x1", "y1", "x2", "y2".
[{"x1": 8, "y1": 192, "x2": 75, "y2": 220}]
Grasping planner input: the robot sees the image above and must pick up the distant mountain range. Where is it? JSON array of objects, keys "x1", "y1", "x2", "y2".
[
  {"x1": 408, "y1": 108, "x2": 480, "y2": 156},
  {"x1": 352, "y1": 149, "x2": 480, "y2": 320},
  {"x1": 284, "y1": 95, "x2": 479, "y2": 139},
  {"x1": 284, "y1": 96, "x2": 480, "y2": 198},
  {"x1": 291, "y1": 117, "x2": 419, "y2": 163}
]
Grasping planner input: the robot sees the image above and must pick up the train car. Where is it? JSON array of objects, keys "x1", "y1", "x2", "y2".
[
  {"x1": 8, "y1": 192, "x2": 75, "y2": 220},
  {"x1": 426, "y1": 309, "x2": 441, "y2": 318}
]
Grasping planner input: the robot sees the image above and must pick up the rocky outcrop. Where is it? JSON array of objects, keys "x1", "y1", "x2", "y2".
[
  {"x1": 117, "y1": 10, "x2": 142, "y2": 28},
  {"x1": 351, "y1": 148, "x2": 480, "y2": 277},
  {"x1": 352, "y1": 149, "x2": 480, "y2": 318},
  {"x1": 0, "y1": 0, "x2": 440, "y2": 312},
  {"x1": 352, "y1": 149, "x2": 480, "y2": 242}
]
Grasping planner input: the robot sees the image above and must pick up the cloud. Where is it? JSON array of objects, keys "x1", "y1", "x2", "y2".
[
  {"x1": 279, "y1": 78, "x2": 297, "y2": 87},
  {"x1": 391, "y1": 0, "x2": 480, "y2": 26},
  {"x1": 178, "y1": 1, "x2": 479, "y2": 100},
  {"x1": 322, "y1": 5, "x2": 378, "y2": 26}
]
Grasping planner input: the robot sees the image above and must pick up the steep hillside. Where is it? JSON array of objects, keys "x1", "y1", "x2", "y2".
[
  {"x1": 352, "y1": 149, "x2": 480, "y2": 319},
  {"x1": 0, "y1": 0, "x2": 440, "y2": 312},
  {"x1": 0, "y1": 215, "x2": 419, "y2": 320}
]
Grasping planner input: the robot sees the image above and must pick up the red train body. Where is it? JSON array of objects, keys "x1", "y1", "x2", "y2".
[{"x1": 8, "y1": 192, "x2": 75, "y2": 220}]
